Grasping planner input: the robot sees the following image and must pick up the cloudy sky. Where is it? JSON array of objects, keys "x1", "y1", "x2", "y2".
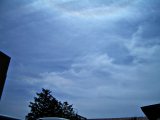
[{"x1": 0, "y1": 0, "x2": 160, "y2": 119}]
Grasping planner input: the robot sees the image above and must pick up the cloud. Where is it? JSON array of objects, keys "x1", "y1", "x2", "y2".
[
  {"x1": 20, "y1": 49, "x2": 160, "y2": 117},
  {"x1": 47, "y1": 0, "x2": 139, "y2": 20},
  {"x1": 126, "y1": 22, "x2": 160, "y2": 64},
  {"x1": 1, "y1": 0, "x2": 160, "y2": 119}
]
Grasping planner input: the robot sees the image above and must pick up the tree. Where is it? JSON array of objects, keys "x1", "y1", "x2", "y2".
[
  {"x1": 26, "y1": 88, "x2": 61, "y2": 120},
  {"x1": 26, "y1": 88, "x2": 86, "y2": 120},
  {"x1": 61, "y1": 101, "x2": 75, "y2": 119}
]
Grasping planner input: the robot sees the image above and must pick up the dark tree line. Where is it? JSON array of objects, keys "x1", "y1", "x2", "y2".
[{"x1": 26, "y1": 88, "x2": 86, "y2": 120}]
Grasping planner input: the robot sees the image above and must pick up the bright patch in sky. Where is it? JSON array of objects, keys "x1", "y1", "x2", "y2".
[{"x1": 48, "y1": 0, "x2": 133, "y2": 18}]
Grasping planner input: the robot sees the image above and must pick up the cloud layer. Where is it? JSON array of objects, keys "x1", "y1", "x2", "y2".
[{"x1": 0, "y1": 0, "x2": 160, "y2": 119}]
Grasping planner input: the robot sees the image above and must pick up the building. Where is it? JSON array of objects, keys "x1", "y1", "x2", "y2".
[
  {"x1": 0, "y1": 51, "x2": 11, "y2": 100},
  {"x1": 141, "y1": 103, "x2": 160, "y2": 120}
]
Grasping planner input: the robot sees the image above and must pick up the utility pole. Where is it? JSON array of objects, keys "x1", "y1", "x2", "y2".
[{"x1": 0, "y1": 51, "x2": 11, "y2": 100}]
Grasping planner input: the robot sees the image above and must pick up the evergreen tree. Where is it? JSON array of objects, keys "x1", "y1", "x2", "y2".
[
  {"x1": 26, "y1": 88, "x2": 61, "y2": 120},
  {"x1": 61, "y1": 101, "x2": 75, "y2": 119},
  {"x1": 26, "y1": 88, "x2": 86, "y2": 120}
]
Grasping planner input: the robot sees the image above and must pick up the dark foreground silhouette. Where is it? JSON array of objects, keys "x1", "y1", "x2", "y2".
[
  {"x1": 141, "y1": 103, "x2": 160, "y2": 120},
  {"x1": 0, "y1": 51, "x2": 11, "y2": 100},
  {"x1": 26, "y1": 88, "x2": 86, "y2": 120}
]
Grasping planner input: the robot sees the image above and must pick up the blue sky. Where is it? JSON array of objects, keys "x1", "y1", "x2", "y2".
[{"x1": 0, "y1": 0, "x2": 160, "y2": 119}]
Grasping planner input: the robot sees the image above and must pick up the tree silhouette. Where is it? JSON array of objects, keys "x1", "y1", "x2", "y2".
[
  {"x1": 26, "y1": 88, "x2": 86, "y2": 120},
  {"x1": 61, "y1": 101, "x2": 75, "y2": 119},
  {"x1": 26, "y1": 88, "x2": 61, "y2": 120}
]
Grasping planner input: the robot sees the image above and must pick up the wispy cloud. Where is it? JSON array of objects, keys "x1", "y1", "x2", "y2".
[{"x1": 46, "y1": 0, "x2": 139, "y2": 20}]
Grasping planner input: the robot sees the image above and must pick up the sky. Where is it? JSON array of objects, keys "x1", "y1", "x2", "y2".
[{"x1": 0, "y1": 0, "x2": 160, "y2": 119}]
